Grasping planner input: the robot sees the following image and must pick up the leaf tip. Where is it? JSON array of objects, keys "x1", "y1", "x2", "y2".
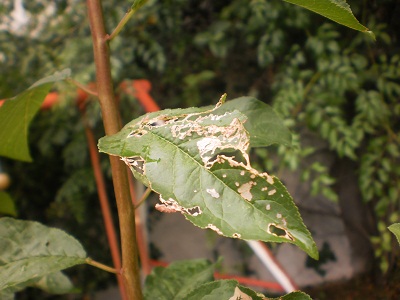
[{"x1": 365, "y1": 30, "x2": 376, "y2": 42}]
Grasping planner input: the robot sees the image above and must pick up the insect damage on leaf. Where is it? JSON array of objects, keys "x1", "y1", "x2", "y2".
[
  {"x1": 120, "y1": 96, "x2": 293, "y2": 240},
  {"x1": 228, "y1": 287, "x2": 252, "y2": 300},
  {"x1": 155, "y1": 195, "x2": 202, "y2": 216},
  {"x1": 99, "y1": 94, "x2": 318, "y2": 258},
  {"x1": 122, "y1": 156, "x2": 145, "y2": 174}
]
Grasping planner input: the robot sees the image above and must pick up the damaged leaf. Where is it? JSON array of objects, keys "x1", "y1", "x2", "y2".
[
  {"x1": 98, "y1": 96, "x2": 318, "y2": 259},
  {"x1": 214, "y1": 97, "x2": 292, "y2": 147}
]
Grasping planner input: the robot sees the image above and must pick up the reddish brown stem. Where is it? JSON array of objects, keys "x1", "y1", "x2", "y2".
[
  {"x1": 82, "y1": 116, "x2": 127, "y2": 300},
  {"x1": 86, "y1": 1, "x2": 143, "y2": 299},
  {"x1": 128, "y1": 177, "x2": 152, "y2": 276}
]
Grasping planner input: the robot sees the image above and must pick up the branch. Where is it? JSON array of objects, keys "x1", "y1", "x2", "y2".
[
  {"x1": 107, "y1": 0, "x2": 149, "y2": 41},
  {"x1": 87, "y1": 1, "x2": 143, "y2": 299}
]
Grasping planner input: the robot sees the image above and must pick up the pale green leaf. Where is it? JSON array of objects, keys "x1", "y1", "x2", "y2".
[
  {"x1": 143, "y1": 259, "x2": 215, "y2": 299},
  {"x1": 33, "y1": 272, "x2": 77, "y2": 294},
  {"x1": 0, "y1": 192, "x2": 17, "y2": 217},
  {"x1": 98, "y1": 100, "x2": 318, "y2": 259},
  {"x1": 0, "y1": 69, "x2": 71, "y2": 162},
  {"x1": 388, "y1": 223, "x2": 400, "y2": 245},
  {"x1": 0, "y1": 217, "x2": 87, "y2": 291},
  {"x1": 0, "y1": 290, "x2": 13, "y2": 300},
  {"x1": 283, "y1": 0, "x2": 375, "y2": 39},
  {"x1": 1, "y1": 271, "x2": 76, "y2": 299}
]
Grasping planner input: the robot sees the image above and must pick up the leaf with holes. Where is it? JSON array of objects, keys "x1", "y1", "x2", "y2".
[
  {"x1": 282, "y1": 0, "x2": 374, "y2": 39},
  {"x1": 0, "y1": 69, "x2": 71, "y2": 162},
  {"x1": 98, "y1": 97, "x2": 318, "y2": 259},
  {"x1": 0, "y1": 217, "x2": 87, "y2": 292},
  {"x1": 214, "y1": 97, "x2": 292, "y2": 147}
]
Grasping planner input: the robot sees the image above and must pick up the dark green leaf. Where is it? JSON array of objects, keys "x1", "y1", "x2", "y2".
[
  {"x1": 283, "y1": 0, "x2": 374, "y2": 39},
  {"x1": 0, "y1": 217, "x2": 87, "y2": 291},
  {"x1": 143, "y1": 259, "x2": 215, "y2": 299},
  {"x1": 99, "y1": 100, "x2": 318, "y2": 259},
  {"x1": 0, "y1": 69, "x2": 71, "y2": 162},
  {"x1": 0, "y1": 192, "x2": 17, "y2": 217}
]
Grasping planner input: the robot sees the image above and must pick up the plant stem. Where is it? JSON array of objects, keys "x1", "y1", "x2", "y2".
[
  {"x1": 135, "y1": 187, "x2": 152, "y2": 209},
  {"x1": 107, "y1": 8, "x2": 135, "y2": 41},
  {"x1": 86, "y1": 258, "x2": 118, "y2": 274},
  {"x1": 68, "y1": 78, "x2": 98, "y2": 96},
  {"x1": 87, "y1": 1, "x2": 143, "y2": 299},
  {"x1": 107, "y1": 0, "x2": 149, "y2": 41}
]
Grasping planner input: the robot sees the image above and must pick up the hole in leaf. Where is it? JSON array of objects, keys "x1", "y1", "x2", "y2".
[
  {"x1": 267, "y1": 223, "x2": 295, "y2": 241},
  {"x1": 122, "y1": 156, "x2": 145, "y2": 175},
  {"x1": 269, "y1": 224, "x2": 287, "y2": 237},
  {"x1": 208, "y1": 149, "x2": 247, "y2": 167},
  {"x1": 127, "y1": 129, "x2": 147, "y2": 138}
]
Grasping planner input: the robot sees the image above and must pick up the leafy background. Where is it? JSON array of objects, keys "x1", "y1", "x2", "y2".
[{"x1": 0, "y1": 0, "x2": 399, "y2": 298}]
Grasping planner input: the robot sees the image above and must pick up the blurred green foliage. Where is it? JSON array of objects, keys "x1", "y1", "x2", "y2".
[{"x1": 1, "y1": 0, "x2": 399, "y2": 296}]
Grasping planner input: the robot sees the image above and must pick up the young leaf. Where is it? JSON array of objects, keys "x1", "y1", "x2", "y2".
[
  {"x1": 99, "y1": 99, "x2": 318, "y2": 259},
  {"x1": 143, "y1": 259, "x2": 215, "y2": 299},
  {"x1": 0, "y1": 217, "x2": 87, "y2": 291},
  {"x1": 388, "y1": 223, "x2": 400, "y2": 245},
  {"x1": 0, "y1": 192, "x2": 17, "y2": 217},
  {"x1": 283, "y1": 0, "x2": 375, "y2": 39},
  {"x1": 0, "y1": 69, "x2": 71, "y2": 162}
]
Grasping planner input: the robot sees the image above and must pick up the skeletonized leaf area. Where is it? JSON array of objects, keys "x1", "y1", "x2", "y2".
[{"x1": 99, "y1": 97, "x2": 318, "y2": 259}]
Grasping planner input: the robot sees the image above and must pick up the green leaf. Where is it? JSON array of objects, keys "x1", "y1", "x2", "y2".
[
  {"x1": 283, "y1": 0, "x2": 375, "y2": 39},
  {"x1": 388, "y1": 223, "x2": 400, "y2": 245},
  {"x1": 99, "y1": 100, "x2": 318, "y2": 259},
  {"x1": 0, "y1": 217, "x2": 87, "y2": 291},
  {"x1": 214, "y1": 97, "x2": 292, "y2": 147},
  {"x1": 186, "y1": 280, "x2": 265, "y2": 299},
  {"x1": 143, "y1": 259, "x2": 215, "y2": 299},
  {"x1": 33, "y1": 272, "x2": 77, "y2": 294},
  {"x1": 0, "y1": 69, "x2": 71, "y2": 162},
  {"x1": 0, "y1": 290, "x2": 13, "y2": 300},
  {"x1": 1, "y1": 271, "x2": 77, "y2": 299},
  {"x1": 0, "y1": 192, "x2": 17, "y2": 217},
  {"x1": 276, "y1": 291, "x2": 313, "y2": 300}
]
